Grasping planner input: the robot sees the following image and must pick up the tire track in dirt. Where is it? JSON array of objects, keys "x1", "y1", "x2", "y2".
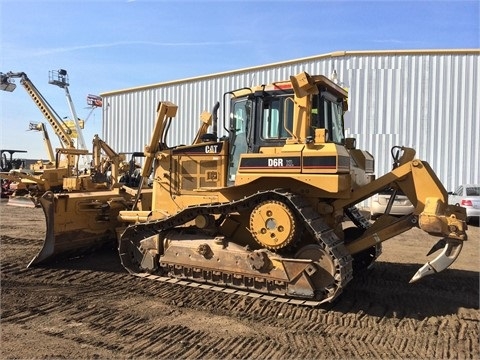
[
  {"x1": 2, "y1": 257, "x2": 479, "y2": 359},
  {"x1": 2, "y1": 202, "x2": 479, "y2": 359},
  {"x1": 0, "y1": 260, "x2": 376, "y2": 358}
]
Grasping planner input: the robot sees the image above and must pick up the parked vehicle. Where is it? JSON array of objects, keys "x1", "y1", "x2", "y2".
[
  {"x1": 370, "y1": 190, "x2": 414, "y2": 220},
  {"x1": 449, "y1": 184, "x2": 480, "y2": 224}
]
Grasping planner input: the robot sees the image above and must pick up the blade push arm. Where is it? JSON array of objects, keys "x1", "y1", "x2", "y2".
[{"x1": 131, "y1": 102, "x2": 178, "y2": 209}]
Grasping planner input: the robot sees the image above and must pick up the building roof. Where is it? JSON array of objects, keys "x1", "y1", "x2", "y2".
[{"x1": 100, "y1": 48, "x2": 480, "y2": 96}]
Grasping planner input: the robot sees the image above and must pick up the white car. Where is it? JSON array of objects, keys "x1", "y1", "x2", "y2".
[
  {"x1": 448, "y1": 184, "x2": 480, "y2": 224},
  {"x1": 370, "y1": 190, "x2": 414, "y2": 220}
]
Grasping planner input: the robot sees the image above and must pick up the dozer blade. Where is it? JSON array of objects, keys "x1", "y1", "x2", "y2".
[
  {"x1": 28, "y1": 191, "x2": 130, "y2": 267},
  {"x1": 409, "y1": 238, "x2": 463, "y2": 283},
  {"x1": 7, "y1": 195, "x2": 36, "y2": 208}
]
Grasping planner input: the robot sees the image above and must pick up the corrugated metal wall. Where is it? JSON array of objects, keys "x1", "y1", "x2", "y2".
[{"x1": 101, "y1": 50, "x2": 479, "y2": 192}]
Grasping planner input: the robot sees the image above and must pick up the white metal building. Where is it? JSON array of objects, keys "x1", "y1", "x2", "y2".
[{"x1": 101, "y1": 49, "x2": 479, "y2": 192}]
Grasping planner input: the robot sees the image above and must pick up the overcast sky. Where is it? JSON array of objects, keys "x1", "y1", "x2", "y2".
[{"x1": 1, "y1": 0, "x2": 479, "y2": 159}]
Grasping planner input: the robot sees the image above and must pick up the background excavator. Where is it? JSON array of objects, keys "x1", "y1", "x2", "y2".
[{"x1": 28, "y1": 72, "x2": 467, "y2": 305}]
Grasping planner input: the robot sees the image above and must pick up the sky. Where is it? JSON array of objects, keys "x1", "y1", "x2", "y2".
[{"x1": 0, "y1": 0, "x2": 479, "y2": 160}]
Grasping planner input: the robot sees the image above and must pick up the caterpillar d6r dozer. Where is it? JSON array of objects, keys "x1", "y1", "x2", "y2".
[{"x1": 32, "y1": 72, "x2": 467, "y2": 305}]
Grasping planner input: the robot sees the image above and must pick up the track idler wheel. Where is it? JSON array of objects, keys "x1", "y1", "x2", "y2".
[
  {"x1": 119, "y1": 232, "x2": 161, "y2": 274},
  {"x1": 295, "y1": 244, "x2": 337, "y2": 297},
  {"x1": 249, "y1": 200, "x2": 297, "y2": 250}
]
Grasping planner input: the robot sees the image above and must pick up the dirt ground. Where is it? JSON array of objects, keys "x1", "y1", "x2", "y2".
[{"x1": 1, "y1": 199, "x2": 479, "y2": 359}]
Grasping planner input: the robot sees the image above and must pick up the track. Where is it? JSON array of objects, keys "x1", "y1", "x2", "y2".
[
  {"x1": 120, "y1": 189, "x2": 353, "y2": 305},
  {"x1": 1, "y1": 203, "x2": 479, "y2": 359}
]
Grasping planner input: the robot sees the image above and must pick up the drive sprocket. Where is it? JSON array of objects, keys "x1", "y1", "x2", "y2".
[{"x1": 249, "y1": 200, "x2": 297, "y2": 250}]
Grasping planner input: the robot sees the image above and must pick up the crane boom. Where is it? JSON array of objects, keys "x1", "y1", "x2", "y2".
[
  {"x1": 28, "y1": 122, "x2": 55, "y2": 163},
  {"x1": 1, "y1": 71, "x2": 75, "y2": 149}
]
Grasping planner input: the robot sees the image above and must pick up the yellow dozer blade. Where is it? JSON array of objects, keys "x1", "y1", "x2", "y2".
[
  {"x1": 7, "y1": 195, "x2": 37, "y2": 208},
  {"x1": 28, "y1": 191, "x2": 132, "y2": 267}
]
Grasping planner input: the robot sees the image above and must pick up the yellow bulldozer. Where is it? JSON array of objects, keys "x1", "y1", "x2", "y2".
[{"x1": 29, "y1": 72, "x2": 467, "y2": 305}]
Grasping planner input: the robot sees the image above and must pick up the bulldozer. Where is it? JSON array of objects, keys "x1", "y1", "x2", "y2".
[{"x1": 29, "y1": 72, "x2": 467, "y2": 305}]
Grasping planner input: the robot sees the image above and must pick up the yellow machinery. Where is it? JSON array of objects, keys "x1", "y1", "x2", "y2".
[
  {"x1": 0, "y1": 72, "x2": 131, "y2": 205},
  {"x1": 0, "y1": 71, "x2": 86, "y2": 203},
  {"x1": 28, "y1": 122, "x2": 56, "y2": 169},
  {"x1": 30, "y1": 72, "x2": 467, "y2": 305},
  {"x1": 1, "y1": 149, "x2": 27, "y2": 199}
]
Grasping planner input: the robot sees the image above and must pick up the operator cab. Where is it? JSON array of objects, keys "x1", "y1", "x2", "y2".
[{"x1": 227, "y1": 75, "x2": 348, "y2": 183}]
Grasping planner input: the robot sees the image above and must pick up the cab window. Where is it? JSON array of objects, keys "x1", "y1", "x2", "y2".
[
  {"x1": 312, "y1": 93, "x2": 345, "y2": 144},
  {"x1": 228, "y1": 99, "x2": 251, "y2": 182},
  {"x1": 261, "y1": 95, "x2": 294, "y2": 140}
]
